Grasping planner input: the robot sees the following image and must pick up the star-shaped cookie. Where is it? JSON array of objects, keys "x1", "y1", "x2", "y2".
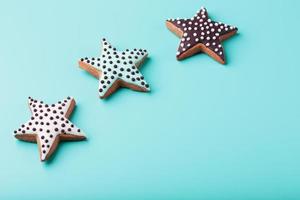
[
  {"x1": 79, "y1": 38, "x2": 150, "y2": 99},
  {"x1": 166, "y1": 7, "x2": 238, "y2": 64},
  {"x1": 14, "y1": 97, "x2": 86, "y2": 161}
]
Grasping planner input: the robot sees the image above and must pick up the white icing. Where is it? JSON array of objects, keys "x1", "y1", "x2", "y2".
[
  {"x1": 14, "y1": 97, "x2": 85, "y2": 161},
  {"x1": 80, "y1": 39, "x2": 150, "y2": 98}
]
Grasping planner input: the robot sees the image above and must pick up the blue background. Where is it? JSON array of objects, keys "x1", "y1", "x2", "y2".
[{"x1": 0, "y1": 0, "x2": 299, "y2": 199}]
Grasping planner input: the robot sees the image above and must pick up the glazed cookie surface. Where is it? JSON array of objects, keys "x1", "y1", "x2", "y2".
[
  {"x1": 166, "y1": 7, "x2": 238, "y2": 64},
  {"x1": 14, "y1": 97, "x2": 86, "y2": 161},
  {"x1": 79, "y1": 38, "x2": 150, "y2": 99}
]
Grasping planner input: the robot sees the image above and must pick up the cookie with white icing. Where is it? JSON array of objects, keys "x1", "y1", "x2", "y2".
[
  {"x1": 14, "y1": 97, "x2": 86, "y2": 161},
  {"x1": 78, "y1": 38, "x2": 150, "y2": 99},
  {"x1": 166, "y1": 7, "x2": 238, "y2": 64}
]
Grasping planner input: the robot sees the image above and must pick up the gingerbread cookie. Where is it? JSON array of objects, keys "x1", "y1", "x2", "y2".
[
  {"x1": 14, "y1": 97, "x2": 86, "y2": 161},
  {"x1": 166, "y1": 7, "x2": 238, "y2": 64},
  {"x1": 79, "y1": 38, "x2": 150, "y2": 99}
]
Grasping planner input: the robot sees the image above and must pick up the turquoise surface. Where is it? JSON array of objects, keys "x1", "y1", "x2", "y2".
[{"x1": 1, "y1": 0, "x2": 300, "y2": 199}]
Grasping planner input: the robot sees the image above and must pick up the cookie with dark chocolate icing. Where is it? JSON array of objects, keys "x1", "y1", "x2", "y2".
[{"x1": 166, "y1": 7, "x2": 238, "y2": 64}]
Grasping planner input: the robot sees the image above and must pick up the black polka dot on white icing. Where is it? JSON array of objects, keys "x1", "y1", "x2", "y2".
[
  {"x1": 14, "y1": 97, "x2": 86, "y2": 161},
  {"x1": 166, "y1": 7, "x2": 238, "y2": 63},
  {"x1": 79, "y1": 38, "x2": 150, "y2": 98}
]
